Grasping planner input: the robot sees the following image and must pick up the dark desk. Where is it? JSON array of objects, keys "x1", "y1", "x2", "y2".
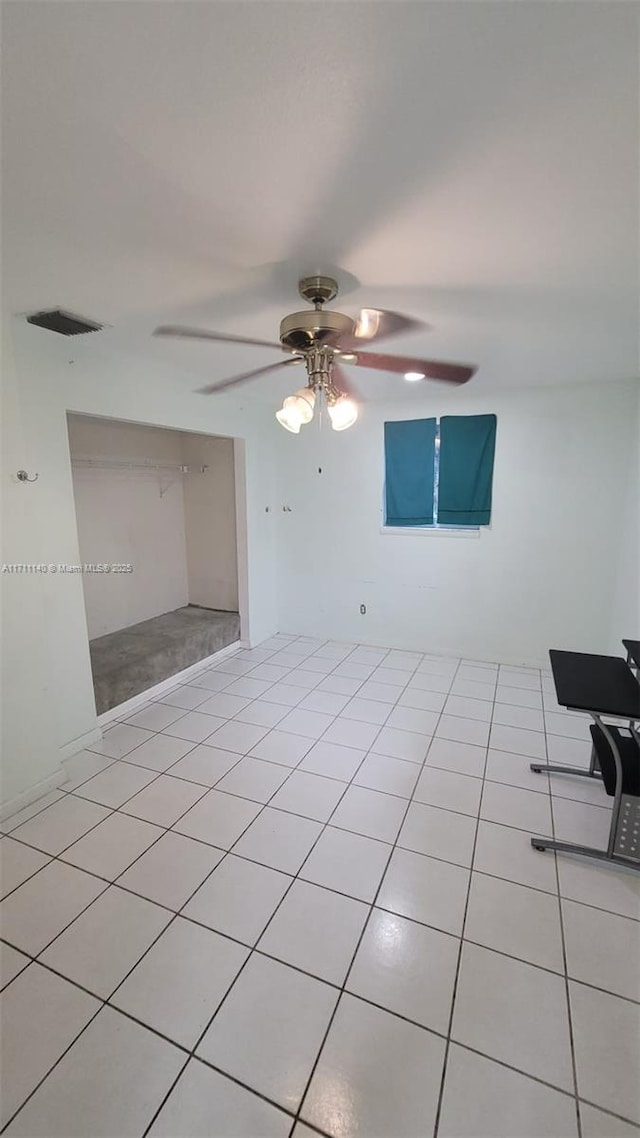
[
  {"x1": 623, "y1": 639, "x2": 640, "y2": 671},
  {"x1": 550, "y1": 649, "x2": 640, "y2": 720},
  {"x1": 531, "y1": 649, "x2": 640, "y2": 871}
]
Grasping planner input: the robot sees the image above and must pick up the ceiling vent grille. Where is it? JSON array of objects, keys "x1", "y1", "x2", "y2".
[{"x1": 26, "y1": 309, "x2": 103, "y2": 336}]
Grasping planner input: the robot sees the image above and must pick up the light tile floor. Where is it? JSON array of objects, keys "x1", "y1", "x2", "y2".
[{"x1": 1, "y1": 634, "x2": 639, "y2": 1138}]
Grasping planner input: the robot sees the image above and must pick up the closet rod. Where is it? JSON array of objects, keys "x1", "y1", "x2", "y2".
[{"x1": 71, "y1": 459, "x2": 209, "y2": 474}]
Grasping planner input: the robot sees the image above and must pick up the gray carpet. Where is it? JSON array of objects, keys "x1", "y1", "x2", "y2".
[{"x1": 90, "y1": 605, "x2": 240, "y2": 714}]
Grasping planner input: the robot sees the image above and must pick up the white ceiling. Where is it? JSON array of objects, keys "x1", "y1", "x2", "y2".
[{"x1": 2, "y1": 1, "x2": 638, "y2": 401}]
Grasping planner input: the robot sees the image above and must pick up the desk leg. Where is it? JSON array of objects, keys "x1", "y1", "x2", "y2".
[
  {"x1": 532, "y1": 715, "x2": 633, "y2": 869},
  {"x1": 530, "y1": 836, "x2": 640, "y2": 874},
  {"x1": 531, "y1": 738, "x2": 602, "y2": 780},
  {"x1": 530, "y1": 762, "x2": 602, "y2": 779}
]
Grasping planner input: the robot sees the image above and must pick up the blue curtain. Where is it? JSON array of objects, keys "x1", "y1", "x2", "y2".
[
  {"x1": 384, "y1": 418, "x2": 436, "y2": 526},
  {"x1": 438, "y1": 414, "x2": 497, "y2": 525}
]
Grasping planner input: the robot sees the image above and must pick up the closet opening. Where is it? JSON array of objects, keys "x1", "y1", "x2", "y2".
[{"x1": 67, "y1": 413, "x2": 244, "y2": 715}]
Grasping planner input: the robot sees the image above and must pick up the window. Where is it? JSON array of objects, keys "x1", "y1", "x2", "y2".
[{"x1": 384, "y1": 414, "x2": 497, "y2": 529}]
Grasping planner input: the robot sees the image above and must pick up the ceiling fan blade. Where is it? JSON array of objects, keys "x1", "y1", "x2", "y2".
[
  {"x1": 154, "y1": 325, "x2": 285, "y2": 352},
  {"x1": 342, "y1": 309, "x2": 428, "y2": 347},
  {"x1": 349, "y1": 350, "x2": 476, "y2": 385},
  {"x1": 197, "y1": 356, "x2": 302, "y2": 395},
  {"x1": 332, "y1": 361, "x2": 362, "y2": 402}
]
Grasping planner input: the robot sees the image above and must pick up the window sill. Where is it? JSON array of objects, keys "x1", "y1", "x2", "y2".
[{"x1": 380, "y1": 526, "x2": 482, "y2": 539}]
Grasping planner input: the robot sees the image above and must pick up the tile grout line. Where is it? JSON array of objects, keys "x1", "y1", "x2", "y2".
[
  {"x1": 0, "y1": 954, "x2": 318, "y2": 1138},
  {"x1": 0, "y1": 719, "x2": 291, "y2": 1134},
  {"x1": 1, "y1": 645, "x2": 324, "y2": 1136},
  {"x1": 3, "y1": 637, "x2": 388, "y2": 889},
  {"x1": 535, "y1": 673, "x2": 584, "y2": 1138},
  {"x1": 63, "y1": 755, "x2": 616, "y2": 829},
  {"x1": 544, "y1": 698, "x2": 584, "y2": 1138},
  {"x1": 3, "y1": 782, "x2": 631, "y2": 988},
  {"x1": 2, "y1": 723, "x2": 212, "y2": 841},
  {"x1": 1, "y1": 661, "x2": 339, "y2": 1138},
  {"x1": 0, "y1": 833, "x2": 633, "y2": 1115},
  {"x1": 144, "y1": 645, "x2": 637, "y2": 1132},
  {"x1": 138, "y1": 637, "x2": 405, "y2": 1138},
  {"x1": 141, "y1": 645, "x2": 416, "y2": 1136},
  {"x1": 0, "y1": 986, "x2": 108, "y2": 1135},
  {"x1": 0, "y1": 736, "x2": 229, "y2": 906},
  {"x1": 2, "y1": 634, "x2": 356, "y2": 870},
  {"x1": 0, "y1": 755, "x2": 220, "y2": 1024},
  {"x1": 5, "y1": 762, "x2": 615, "y2": 874},
  {"x1": 290, "y1": 654, "x2": 464, "y2": 1137},
  {"x1": 145, "y1": 643, "x2": 416, "y2": 1137},
  {"x1": 5, "y1": 898, "x2": 639, "y2": 1012},
  {"x1": 432, "y1": 656, "x2": 496, "y2": 1138},
  {"x1": 4, "y1": 931, "x2": 639, "y2": 1136},
  {"x1": 529, "y1": 676, "x2": 581, "y2": 1138},
  {"x1": 3, "y1": 743, "x2": 250, "y2": 991}
]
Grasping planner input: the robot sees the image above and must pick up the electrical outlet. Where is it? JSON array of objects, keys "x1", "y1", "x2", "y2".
[{"x1": 360, "y1": 604, "x2": 366, "y2": 615}]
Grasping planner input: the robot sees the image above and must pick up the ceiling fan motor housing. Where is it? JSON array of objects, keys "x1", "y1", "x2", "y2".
[{"x1": 279, "y1": 309, "x2": 354, "y2": 351}]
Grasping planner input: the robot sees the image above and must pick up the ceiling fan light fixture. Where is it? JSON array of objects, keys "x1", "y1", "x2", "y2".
[
  {"x1": 328, "y1": 396, "x2": 358, "y2": 432},
  {"x1": 283, "y1": 386, "x2": 315, "y2": 424},
  {"x1": 275, "y1": 406, "x2": 302, "y2": 433},
  {"x1": 404, "y1": 371, "x2": 425, "y2": 382}
]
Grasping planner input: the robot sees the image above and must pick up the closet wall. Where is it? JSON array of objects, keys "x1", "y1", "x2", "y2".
[
  {"x1": 182, "y1": 433, "x2": 238, "y2": 613},
  {"x1": 67, "y1": 415, "x2": 237, "y2": 639}
]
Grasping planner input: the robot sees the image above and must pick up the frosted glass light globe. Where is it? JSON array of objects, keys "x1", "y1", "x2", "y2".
[
  {"x1": 275, "y1": 406, "x2": 301, "y2": 433},
  {"x1": 283, "y1": 387, "x2": 315, "y2": 425},
  {"x1": 328, "y1": 397, "x2": 358, "y2": 431}
]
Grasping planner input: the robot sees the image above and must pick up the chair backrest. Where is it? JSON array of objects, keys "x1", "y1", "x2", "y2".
[{"x1": 590, "y1": 723, "x2": 640, "y2": 798}]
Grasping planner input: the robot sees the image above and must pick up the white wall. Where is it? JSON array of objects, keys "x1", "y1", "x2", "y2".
[
  {"x1": 182, "y1": 433, "x2": 238, "y2": 612},
  {"x1": 1, "y1": 317, "x2": 278, "y2": 809},
  {"x1": 1, "y1": 327, "x2": 66, "y2": 806},
  {"x1": 275, "y1": 379, "x2": 640, "y2": 667},
  {"x1": 68, "y1": 416, "x2": 190, "y2": 638},
  {"x1": 607, "y1": 380, "x2": 640, "y2": 652}
]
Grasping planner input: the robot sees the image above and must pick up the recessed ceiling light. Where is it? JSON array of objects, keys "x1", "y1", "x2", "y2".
[
  {"x1": 340, "y1": 353, "x2": 356, "y2": 361},
  {"x1": 404, "y1": 371, "x2": 425, "y2": 382}
]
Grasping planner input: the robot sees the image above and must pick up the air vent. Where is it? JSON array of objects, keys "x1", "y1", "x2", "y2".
[{"x1": 26, "y1": 309, "x2": 103, "y2": 336}]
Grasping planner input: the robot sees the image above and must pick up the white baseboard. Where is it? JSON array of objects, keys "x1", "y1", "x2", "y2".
[
  {"x1": 0, "y1": 768, "x2": 66, "y2": 824},
  {"x1": 58, "y1": 726, "x2": 103, "y2": 761},
  {"x1": 97, "y1": 639, "x2": 246, "y2": 727}
]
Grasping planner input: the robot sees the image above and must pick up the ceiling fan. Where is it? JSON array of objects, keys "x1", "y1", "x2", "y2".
[{"x1": 154, "y1": 276, "x2": 477, "y2": 433}]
